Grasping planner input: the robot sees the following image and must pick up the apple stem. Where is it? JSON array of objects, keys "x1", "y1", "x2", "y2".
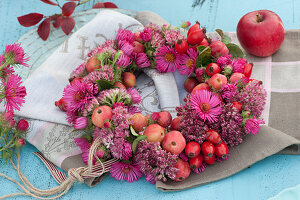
[{"x1": 256, "y1": 14, "x2": 263, "y2": 23}]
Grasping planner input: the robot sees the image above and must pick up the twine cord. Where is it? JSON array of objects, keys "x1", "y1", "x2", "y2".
[{"x1": 0, "y1": 137, "x2": 113, "y2": 200}]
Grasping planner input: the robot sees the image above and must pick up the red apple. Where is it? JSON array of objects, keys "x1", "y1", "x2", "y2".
[
  {"x1": 208, "y1": 73, "x2": 227, "y2": 91},
  {"x1": 86, "y1": 56, "x2": 101, "y2": 72},
  {"x1": 162, "y1": 131, "x2": 186, "y2": 155},
  {"x1": 122, "y1": 72, "x2": 136, "y2": 88},
  {"x1": 143, "y1": 124, "x2": 165, "y2": 143},
  {"x1": 130, "y1": 113, "x2": 148, "y2": 132},
  {"x1": 184, "y1": 77, "x2": 199, "y2": 93},
  {"x1": 173, "y1": 158, "x2": 191, "y2": 181},
  {"x1": 210, "y1": 41, "x2": 229, "y2": 58},
  {"x1": 191, "y1": 83, "x2": 211, "y2": 94},
  {"x1": 92, "y1": 106, "x2": 113, "y2": 128},
  {"x1": 237, "y1": 10, "x2": 285, "y2": 57},
  {"x1": 171, "y1": 117, "x2": 181, "y2": 131}
]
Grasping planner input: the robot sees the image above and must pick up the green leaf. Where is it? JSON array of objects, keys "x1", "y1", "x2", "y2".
[
  {"x1": 226, "y1": 43, "x2": 245, "y2": 59},
  {"x1": 130, "y1": 126, "x2": 139, "y2": 137},
  {"x1": 132, "y1": 135, "x2": 147, "y2": 154},
  {"x1": 215, "y1": 29, "x2": 224, "y2": 38},
  {"x1": 195, "y1": 46, "x2": 212, "y2": 68},
  {"x1": 96, "y1": 79, "x2": 114, "y2": 91},
  {"x1": 222, "y1": 35, "x2": 232, "y2": 44}
]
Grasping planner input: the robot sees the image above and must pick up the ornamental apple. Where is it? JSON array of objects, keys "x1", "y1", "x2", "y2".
[
  {"x1": 210, "y1": 41, "x2": 229, "y2": 58},
  {"x1": 92, "y1": 106, "x2": 113, "y2": 128},
  {"x1": 191, "y1": 83, "x2": 211, "y2": 94},
  {"x1": 162, "y1": 131, "x2": 186, "y2": 155},
  {"x1": 86, "y1": 56, "x2": 101, "y2": 72},
  {"x1": 143, "y1": 124, "x2": 165, "y2": 143},
  {"x1": 229, "y1": 72, "x2": 245, "y2": 84},
  {"x1": 208, "y1": 73, "x2": 227, "y2": 91},
  {"x1": 133, "y1": 41, "x2": 145, "y2": 53},
  {"x1": 170, "y1": 117, "x2": 181, "y2": 131},
  {"x1": 156, "y1": 111, "x2": 172, "y2": 128},
  {"x1": 184, "y1": 77, "x2": 199, "y2": 93},
  {"x1": 122, "y1": 72, "x2": 136, "y2": 88},
  {"x1": 237, "y1": 10, "x2": 285, "y2": 57},
  {"x1": 130, "y1": 113, "x2": 148, "y2": 132}
]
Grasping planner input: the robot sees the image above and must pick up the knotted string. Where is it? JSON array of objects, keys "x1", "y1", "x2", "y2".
[{"x1": 0, "y1": 137, "x2": 118, "y2": 199}]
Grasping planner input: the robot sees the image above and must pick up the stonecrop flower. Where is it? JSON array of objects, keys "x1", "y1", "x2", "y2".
[
  {"x1": 83, "y1": 65, "x2": 114, "y2": 83},
  {"x1": 110, "y1": 162, "x2": 142, "y2": 183},
  {"x1": 155, "y1": 45, "x2": 181, "y2": 73},
  {"x1": 151, "y1": 32, "x2": 165, "y2": 49},
  {"x1": 177, "y1": 48, "x2": 198, "y2": 76},
  {"x1": 134, "y1": 140, "x2": 179, "y2": 184},
  {"x1": 98, "y1": 88, "x2": 133, "y2": 107},
  {"x1": 164, "y1": 29, "x2": 185, "y2": 46},
  {"x1": 245, "y1": 118, "x2": 265, "y2": 135},
  {"x1": 88, "y1": 40, "x2": 116, "y2": 57},
  {"x1": 189, "y1": 90, "x2": 222, "y2": 123},
  {"x1": 63, "y1": 80, "x2": 96, "y2": 112},
  {"x1": 4, "y1": 44, "x2": 29, "y2": 67},
  {"x1": 1, "y1": 74, "x2": 26, "y2": 112},
  {"x1": 70, "y1": 62, "x2": 88, "y2": 79},
  {"x1": 232, "y1": 58, "x2": 247, "y2": 73},
  {"x1": 110, "y1": 138, "x2": 132, "y2": 160},
  {"x1": 234, "y1": 81, "x2": 267, "y2": 118}
]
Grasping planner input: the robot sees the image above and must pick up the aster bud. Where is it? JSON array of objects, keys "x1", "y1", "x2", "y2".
[
  {"x1": 96, "y1": 150, "x2": 105, "y2": 158},
  {"x1": 151, "y1": 112, "x2": 159, "y2": 121},
  {"x1": 73, "y1": 117, "x2": 88, "y2": 130},
  {"x1": 223, "y1": 64, "x2": 233, "y2": 76},
  {"x1": 180, "y1": 21, "x2": 191, "y2": 29},
  {"x1": 17, "y1": 119, "x2": 29, "y2": 131},
  {"x1": 16, "y1": 138, "x2": 26, "y2": 147}
]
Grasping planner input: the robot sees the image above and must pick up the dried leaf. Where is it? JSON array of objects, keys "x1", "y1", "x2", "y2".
[
  {"x1": 17, "y1": 13, "x2": 44, "y2": 27},
  {"x1": 52, "y1": 15, "x2": 62, "y2": 29},
  {"x1": 37, "y1": 17, "x2": 51, "y2": 41},
  {"x1": 93, "y1": 2, "x2": 105, "y2": 8},
  {"x1": 103, "y1": 2, "x2": 118, "y2": 8},
  {"x1": 62, "y1": 2, "x2": 77, "y2": 17},
  {"x1": 61, "y1": 17, "x2": 75, "y2": 35},
  {"x1": 40, "y1": 0, "x2": 58, "y2": 6}
]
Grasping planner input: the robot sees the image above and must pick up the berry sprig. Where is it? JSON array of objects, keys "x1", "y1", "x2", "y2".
[{"x1": 17, "y1": 0, "x2": 118, "y2": 41}]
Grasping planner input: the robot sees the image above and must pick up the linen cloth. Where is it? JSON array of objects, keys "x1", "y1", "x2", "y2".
[{"x1": 2, "y1": 9, "x2": 300, "y2": 189}]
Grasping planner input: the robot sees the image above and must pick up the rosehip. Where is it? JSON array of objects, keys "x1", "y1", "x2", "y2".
[
  {"x1": 206, "y1": 129, "x2": 221, "y2": 144},
  {"x1": 210, "y1": 41, "x2": 229, "y2": 58},
  {"x1": 175, "y1": 40, "x2": 189, "y2": 54},
  {"x1": 206, "y1": 63, "x2": 221, "y2": 77},
  {"x1": 187, "y1": 21, "x2": 201, "y2": 36},
  {"x1": 232, "y1": 101, "x2": 242, "y2": 112},
  {"x1": 201, "y1": 141, "x2": 215, "y2": 157},
  {"x1": 215, "y1": 142, "x2": 229, "y2": 158},
  {"x1": 243, "y1": 63, "x2": 253, "y2": 78},
  {"x1": 203, "y1": 154, "x2": 215, "y2": 164},
  {"x1": 55, "y1": 98, "x2": 67, "y2": 112},
  {"x1": 185, "y1": 141, "x2": 201, "y2": 158},
  {"x1": 187, "y1": 29, "x2": 205, "y2": 45},
  {"x1": 189, "y1": 155, "x2": 203, "y2": 170}
]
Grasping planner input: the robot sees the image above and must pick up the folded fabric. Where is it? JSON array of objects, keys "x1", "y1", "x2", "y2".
[{"x1": 10, "y1": 9, "x2": 300, "y2": 190}]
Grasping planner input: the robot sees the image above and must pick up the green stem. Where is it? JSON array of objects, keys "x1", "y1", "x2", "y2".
[{"x1": 77, "y1": 0, "x2": 92, "y2": 6}]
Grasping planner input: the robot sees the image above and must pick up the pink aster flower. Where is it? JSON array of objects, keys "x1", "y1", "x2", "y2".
[
  {"x1": 155, "y1": 45, "x2": 181, "y2": 73},
  {"x1": 189, "y1": 90, "x2": 222, "y2": 123},
  {"x1": 127, "y1": 88, "x2": 142, "y2": 104},
  {"x1": 245, "y1": 118, "x2": 265, "y2": 135},
  {"x1": 63, "y1": 80, "x2": 95, "y2": 112},
  {"x1": 116, "y1": 29, "x2": 134, "y2": 44},
  {"x1": 140, "y1": 29, "x2": 152, "y2": 42},
  {"x1": 117, "y1": 54, "x2": 132, "y2": 67},
  {"x1": 177, "y1": 48, "x2": 198, "y2": 76},
  {"x1": 1, "y1": 74, "x2": 26, "y2": 112},
  {"x1": 221, "y1": 83, "x2": 237, "y2": 101},
  {"x1": 216, "y1": 54, "x2": 232, "y2": 70},
  {"x1": 73, "y1": 117, "x2": 88, "y2": 130},
  {"x1": 232, "y1": 58, "x2": 247, "y2": 73},
  {"x1": 4, "y1": 44, "x2": 29, "y2": 67},
  {"x1": 118, "y1": 40, "x2": 134, "y2": 56},
  {"x1": 134, "y1": 52, "x2": 151, "y2": 68},
  {"x1": 110, "y1": 162, "x2": 142, "y2": 183}
]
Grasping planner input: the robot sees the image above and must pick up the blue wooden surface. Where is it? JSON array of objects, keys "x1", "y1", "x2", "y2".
[{"x1": 1, "y1": 0, "x2": 300, "y2": 199}]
